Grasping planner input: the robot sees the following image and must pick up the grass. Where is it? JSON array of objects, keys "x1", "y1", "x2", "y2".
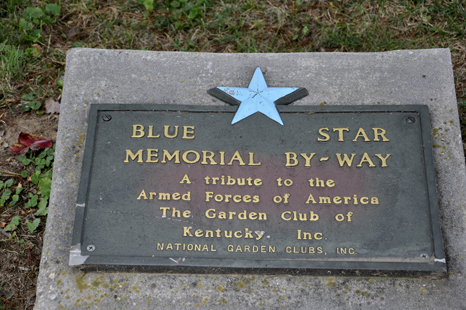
[
  {"x1": 0, "y1": 43, "x2": 25, "y2": 90},
  {"x1": 0, "y1": 0, "x2": 465, "y2": 308},
  {"x1": 0, "y1": 0, "x2": 464, "y2": 100}
]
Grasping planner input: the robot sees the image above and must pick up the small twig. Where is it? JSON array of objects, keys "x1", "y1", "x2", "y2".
[
  {"x1": 0, "y1": 169, "x2": 20, "y2": 176},
  {"x1": 3, "y1": 249, "x2": 18, "y2": 254},
  {"x1": 50, "y1": 59, "x2": 66, "y2": 65}
]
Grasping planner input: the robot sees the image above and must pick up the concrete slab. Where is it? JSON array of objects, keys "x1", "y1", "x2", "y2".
[{"x1": 35, "y1": 48, "x2": 466, "y2": 309}]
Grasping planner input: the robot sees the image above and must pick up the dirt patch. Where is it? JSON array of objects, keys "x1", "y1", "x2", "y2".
[{"x1": 1, "y1": 111, "x2": 58, "y2": 149}]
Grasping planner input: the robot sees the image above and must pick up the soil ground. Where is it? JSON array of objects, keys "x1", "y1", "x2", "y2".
[{"x1": 0, "y1": 105, "x2": 58, "y2": 309}]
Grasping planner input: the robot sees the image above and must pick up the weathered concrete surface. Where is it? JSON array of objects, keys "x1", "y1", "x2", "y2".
[{"x1": 35, "y1": 49, "x2": 465, "y2": 309}]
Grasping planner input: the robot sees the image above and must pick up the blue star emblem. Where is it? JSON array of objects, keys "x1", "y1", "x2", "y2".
[{"x1": 207, "y1": 67, "x2": 308, "y2": 125}]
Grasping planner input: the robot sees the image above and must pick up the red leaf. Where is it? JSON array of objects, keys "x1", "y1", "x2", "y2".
[
  {"x1": 9, "y1": 143, "x2": 28, "y2": 154},
  {"x1": 18, "y1": 132, "x2": 44, "y2": 147},
  {"x1": 9, "y1": 132, "x2": 53, "y2": 154},
  {"x1": 31, "y1": 139, "x2": 53, "y2": 150}
]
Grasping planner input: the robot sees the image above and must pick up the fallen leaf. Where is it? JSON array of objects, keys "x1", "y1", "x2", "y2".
[
  {"x1": 0, "y1": 222, "x2": 6, "y2": 228},
  {"x1": 66, "y1": 27, "x2": 80, "y2": 38},
  {"x1": 9, "y1": 132, "x2": 53, "y2": 155},
  {"x1": 45, "y1": 98, "x2": 60, "y2": 114}
]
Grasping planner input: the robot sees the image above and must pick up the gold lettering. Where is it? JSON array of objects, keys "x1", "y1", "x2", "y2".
[
  {"x1": 333, "y1": 128, "x2": 349, "y2": 141},
  {"x1": 183, "y1": 226, "x2": 193, "y2": 237},
  {"x1": 182, "y1": 150, "x2": 200, "y2": 164},
  {"x1": 318, "y1": 128, "x2": 330, "y2": 141},
  {"x1": 182, "y1": 126, "x2": 195, "y2": 139},
  {"x1": 336, "y1": 153, "x2": 356, "y2": 167},
  {"x1": 374, "y1": 154, "x2": 391, "y2": 167},
  {"x1": 161, "y1": 150, "x2": 180, "y2": 163},
  {"x1": 205, "y1": 209, "x2": 215, "y2": 218},
  {"x1": 248, "y1": 152, "x2": 261, "y2": 166},
  {"x1": 147, "y1": 126, "x2": 160, "y2": 138},
  {"x1": 357, "y1": 153, "x2": 376, "y2": 167},
  {"x1": 281, "y1": 211, "x2": 291, "y2": 220},
  {"x1": 256, "y1": 231, "x2": 265, "y2": 240},
  {"x1": 146, "y1": 149, "x2": 159, "y2": 162},
  {"x1": 319, "y1": 197, "x2": 330, "y2": 204},
  {"x1": 373, "y1": 128, "x2": 389, "y2": 142},
  {"x1": 137, "y1": 189, "x2": 148, "y2": 200},
  {"x1": 219, "y1": 151, "x2": 225, "y2": 165},
  {"x1": 238, "y1": 210, "x2": 247, "y2": 220},
  {"x1": 180, "y1": 174, "x2": 191, "y2": 184},
  {"x1": 132, "y1": 124, "x2": 144, "y2": 138},
  {"x1": 164, "y1": 125, "x2": 179, "y2": 138},
  {"x1": 300, "y1": 153, "x2": 316, "y2": 167},
  {"x1": 285, "y1": 152, "x2": 298, "y2": 167},
  {"x1": 228, "y1": 151, "x2": 246, "y2": 166},
  {"x1": 124, "y1": 149, "x2": 143, "y2": 163},
  {"x1": 352, "y1": 128, "x2": 370, "y2": 142},
  {"x1": 201, "y1": 151, "x2": 217, "y2": 165},
  {"x1": 159, "y1": 193, "x2": 170, "y2": 200},
  {"x1": 305, "y1": 194, "x2": 317, "y2": 204}
]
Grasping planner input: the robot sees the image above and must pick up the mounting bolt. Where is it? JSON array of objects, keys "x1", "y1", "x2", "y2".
[
  {"x1": 406, "y1": 116, "x2": 415, "y2": 124},
  {"x1": 102, "y1": 115, "x2": 112, "y2": 122},
  {"x1": 420, "y1": 253, "x2": 428, "y2": 259},
  {"x1": 87, "y1": 244, "x2": 96, "y2": 252}
]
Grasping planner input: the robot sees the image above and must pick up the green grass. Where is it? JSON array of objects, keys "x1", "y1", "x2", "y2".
[
  {"x1": 0, "y1": 42, "x2": 25, "y2": 89},
  {"x1": 0, "y1": 0, "x2": 464, "y2": 98}
]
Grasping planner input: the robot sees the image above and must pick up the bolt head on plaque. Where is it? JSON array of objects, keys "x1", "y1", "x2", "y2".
[{"x1": 207, "y1": 67, "x2": 308, "y2": 125}]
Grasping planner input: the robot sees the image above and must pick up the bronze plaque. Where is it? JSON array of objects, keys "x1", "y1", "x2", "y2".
[{"x1": 70, "y1": 104, "x2": 446, "y2": 277}]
